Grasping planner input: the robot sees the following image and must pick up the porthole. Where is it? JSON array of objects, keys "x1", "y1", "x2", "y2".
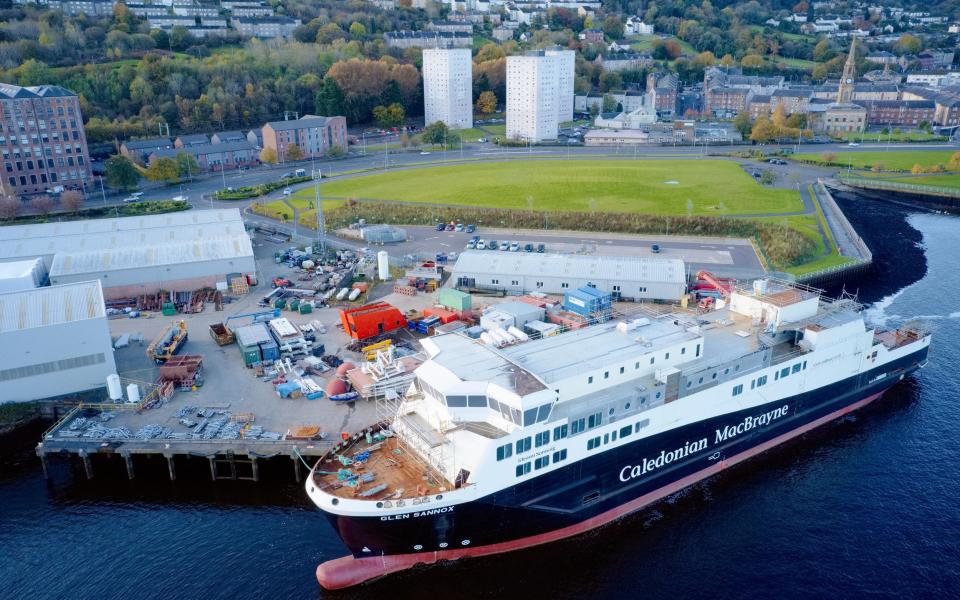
[
  {"x1": 461, "y1": 539, "x2": 471, "y2": 546},
  {"x1": 439, "y1": 542, "x2": 449, "y2": 548},
  {"x1": 608, "y1": 407, "x2": 614, "y2": 416},
  {"x1": 414, "y1": 544, "x2": 423, "y2": 550},
  {"x1": 624, "y1": 402, "x2": 631, "y2": 410},
  {"x1": 376, "y1": 502, "x2": 384, "y2": 508},
  {"x1": 436, "y1": 495, "x2": 443, "y2": 501},
  {"x1": 331, "y1": 498, "x2": 339, "y2": 505}
]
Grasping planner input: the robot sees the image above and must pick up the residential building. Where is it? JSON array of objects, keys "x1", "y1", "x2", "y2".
[
  {"x1": 916, "y1": 50, "x2": 955, "y2": 72},
  {"x1": 173, "y1": 5, "x2": 221, "y2": 17},
  {"x1": 593, "y1": 101, "x2": 657, "y2": 129},
  {"x1": 174, "y1": 134, "x2": 210, "y2": 148},
  {"x1": 865, "y1": 51, "x2": 900, "y2": 65},
  {"x1": 149, "y1": 140, "x2": 260, "y2": 172},
  {"x1": 427, "y1": 20, "x2": 474, "y2": 34},
  {"x1": 211, "y1": 131, "x2": 248, "y2": 144},
  {"x1": 625, "y1": 17, "x2": 653, "y2": 35},
  {"x1": 0, "y1": 84, "x2": 92, "y2": 196},
  {"x1": 506, "y1": 49, "x2": 575, "y2": 142},
  {"x1": 126, "y1": 3, "x2": 171, "y2": 17},
  {"x1": 261, "y1": 115, "x2": 347, "y2": 161},
  {"x1": 648, "y1": 72, "x2": 678, "y2": 118},
  {"x1": 770, "y1": 88, "x2": 813, "y2": 114},
  {"x1": 862, "y1": 100, "x2": 936, "y2": 127},
  {"x1": 147, "y1": 16, "x2": 228, "y2": 29},
  {"x1": 231, "y1": 16, "x2": 300, "y2": 38},
  {"x1": 747, "y1": 94, "x2": 772, "y2": 119},
  {"x1": 246, "y1": 129, "x2": 263, "y2": 148},
  {"x1": 384, "y1": 31, "x2": 472, "y2": 49},
  {"x1": 120, "y1": 138, "x2": 174, "y2": 164},
  {"x1": 579, "y1": 28, "x2": 604, "y2": 43},
  {"x1": 599, "y1": 52, "x2": 653, "y2": 73},
  {"x1": 229, "y1": 6, "x2": 274, "y2": 17},
  {"x1": 422, "y1": 48, "x2": 473, "y2": 130}
]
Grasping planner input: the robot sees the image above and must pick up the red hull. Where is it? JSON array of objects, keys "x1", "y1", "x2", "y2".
[{"x1": 316, "y1": 390, "x2": 886, "y2": 589}]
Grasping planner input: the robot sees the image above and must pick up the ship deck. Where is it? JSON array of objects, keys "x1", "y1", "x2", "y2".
[{"x1": 312, "y1": 435, "x2": 452, "y2": 501}]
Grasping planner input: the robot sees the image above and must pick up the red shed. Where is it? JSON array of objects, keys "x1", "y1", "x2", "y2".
[{"x1": 340, "y1": 302, "x2": 407, "y2": 340}]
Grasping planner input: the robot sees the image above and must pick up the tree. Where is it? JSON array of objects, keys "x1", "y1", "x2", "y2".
[
  {"x1": 260, "y1": 147, "x2": 278, "y2": 164},
  {"x1": 652, "y1": 39, "x2": 682, "y2": 60},
  {"x1": 821, "y1": 151, "x2": 837, "y2": 164},
  {"x1": 317, "y1": 23, "x2": 346, "y2": 45},
  {"x1": 741, "y1": 54, "x2": 764, "y2": 69},
  {"x1": 0, "y1": 197, "x2": 19, "y2": 221},
  {"x1": 911, "y1": 164, "x2": 924, "y2": 174},
  {"x1": 750, "y1": 115, "x2": 778, "y2": 143},
  {"x1": 349, "y1": 22, "x2": 366, "y2": 39},
  {"x1": 315, "y1": 78, "x2": 345, "y2": 116},
  {"x1": 175, "y1": 152, "x2": 199, "y2": 179},
  {"x1": 601, "y1": 94, "x2": 619, "y2": 113},
  {"x1": 31, "y1": 194, "x2": 53, "y2": 216},
  {"x1": 734, "y1": 112, "x2": 753, "y2": 137},
  {"x1": 475, "y1": 91, "x2": 497, "y2": 114},
  {"x1": 896, "y1": 34, "x2": 922, "y2": 55},
  {"x1": 285, "y1": 143, "x2": 305, "y2": 161},
  {"x1": 145, "y1": 157, "x2": 180, "y2": 184},
  {"x1": 601, "y1": 15, "x2": 624, "y2": 39},
  {"x1": 372, "y1": 103, "x2": 405, "y2": 128},
  {"x1": 813, "y1": 39, "x2": 834, "y2": 62},
  {"x1": 948, "y1": 151, "x2": 960, "y2": 170},
  {"x1": 720, "y1": 54, "x2": 735, "y2": 67},
  {"x1": 60, "y1": 189, "x2": 83, "y2": 213},
  {"x1": 168, "y1": 26, "x2": 194, "y2": 52},
  {"x1": 759, "y1": 170, "x2": 775, "y2": 185},
  {"x1": 105, "y1": 155, "x2": 140, "y2": 191},
  {"x1": 422, "y1": 121, "x2": 450, "y2": 145}
]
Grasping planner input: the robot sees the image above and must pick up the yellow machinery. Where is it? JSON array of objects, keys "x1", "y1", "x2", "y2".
[
  {"x1": 146, "y1": 320, "x2": 189, "y2": 364},
  {"x1": 362, "y1": 339, "x2": 392, "y2": 360}
]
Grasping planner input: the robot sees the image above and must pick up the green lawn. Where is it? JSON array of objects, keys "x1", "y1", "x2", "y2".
[
  {"x1": 793, "y1": 150, "x2": 958, "y2": 171},
  {"x1": 776, "y1": 57, "x2": 816, "y2": 70},
  {"x1": 454, "y1": 127, "x2": 490, "y2": 142},
  {"x1": 480, "y1": 123, "x2": 506, "y2": 136},
  {"x1": 886, "y1": 174, "x2": 960, "y2": 189},
  {"x1": 319, "y1": 160, "x2": 803, "y2": 215}
]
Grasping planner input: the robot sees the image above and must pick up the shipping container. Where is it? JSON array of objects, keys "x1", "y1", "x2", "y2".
[
  {"x1": 562, "y1": 286, "x2": 612, "y2": 316},
  {"x1": 438, "y1": 288, "x2": 472, "y2": 312},
  {"x1": 259, "y1": 340, "x2": 280, "y2": 362},
  {"x1": 423, "y1": 306, "x2": 459, "y2": 324},
  {"x1": 494, "y1": 301, "x2": 545, "y2": 327},
  {"x1": 340, "y1": 302, "x2": 407, "y2": 340}
]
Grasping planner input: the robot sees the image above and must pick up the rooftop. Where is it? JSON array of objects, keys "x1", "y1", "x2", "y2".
[
  {"x1": 452, "y1": 251, "x2": 686, "y2": 284},
  {"x1": 0, "y1": 84, "x2": 77, "y2": 99},
  {"x1": 0, "y1": 280, "x2": 105, "y2": 333}
]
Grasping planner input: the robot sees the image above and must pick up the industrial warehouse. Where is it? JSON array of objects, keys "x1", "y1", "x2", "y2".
[
  {"x1": 451, "y1": 251, "x2": 688, "y2": 301},
  {"x1": 0, "y1": 280, "x2": 117, "y2": 403},
  {"x1": 0, "y1": 208, "x2": 256, "y2": 299}
]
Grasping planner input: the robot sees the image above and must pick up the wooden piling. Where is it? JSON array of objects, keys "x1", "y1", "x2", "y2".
[
  {"x1": 166, "y1": 454, "x2": 176, "y2": 481},
  {"x1": 80, "y1": 451, "x2": 93, "y2": 480},
  {"x1": 251, "y1": 457, "x2": 259, "y2": 482},
  {"x1": 123, "y1": 453, "x2": 135, "y2": 480},
  {"x1": 292, "y1": 454, "x2": 302, "y2": 483},
  {"x1": 209, "y1": 456, "x2": 217, "y2": 481}
]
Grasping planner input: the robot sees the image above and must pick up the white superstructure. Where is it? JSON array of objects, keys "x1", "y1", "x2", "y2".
[
  {"x1": 423, "y1": 48, "x2": 474, "y2": 130},
  {"x1": 506, "y1": 49, "x2": 575, "y2": 142},
  {"x1": 308, "y1": 280, "x2": 930, "y2": 519}
]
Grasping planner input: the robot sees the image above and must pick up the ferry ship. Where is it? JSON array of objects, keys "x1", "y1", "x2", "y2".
[{"x1": 306, "y1": 280, "x2": 931, "y2": 589}]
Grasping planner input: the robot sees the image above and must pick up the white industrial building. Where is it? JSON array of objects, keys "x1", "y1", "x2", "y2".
[
  {"x1": 0, "y1": 280, "x2": 117, "y2": 403},
  {"x1": 506, "y1": 49, "x2": 574, "y2": 142},
  {"x1": 0, "y1": 208, "x2": 256, "y2": 300},
  {"x1": 452, "y1": 251, "x2": 687, "y2": 301},
  {"x1": 423, "y1": 47, "x2": 473, "y2": 130}
]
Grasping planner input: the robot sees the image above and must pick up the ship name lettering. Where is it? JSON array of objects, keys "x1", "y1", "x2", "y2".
[
  {"x1": 380, "y1": 506, "x2": 454, "y2": 521},
  {"x1": 715, "y1": 404, "x2": 790, "y2": 443},
  {"x1": 619, "y1": 438, "x2": 709, "y2": 482}
]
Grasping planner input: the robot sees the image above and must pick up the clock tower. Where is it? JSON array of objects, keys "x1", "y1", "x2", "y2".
[{"x1": 837, "y1": 38, "x2": 857, "y2": 104}]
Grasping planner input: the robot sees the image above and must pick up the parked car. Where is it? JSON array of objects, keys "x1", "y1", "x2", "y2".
[
  {"x1": 172, "y1": 194, "x2": 188, "y2": 202},
  {"x1": 420, "y1": 151, "x2": 431, "y2": 155},
  {"x1": 499, "y1": 241, "x2": 510, "y2": 251},
  {"x1": 130, "y1": 192, "x2": 144, "y2": 198},
  {"x1": 847, "y1": 142, "x2": 860, "y2": 147},
  {"x1": 466, "y1": 240, "x2": 476, "y2": 249},
  {"x1": 537, "y1": 243, "x2": 546, "y2": 253},
  {"x1": 445, "y1": 223, "x2": 455, "y2": 231},
  {"x1": 436, "y1": 222, "x2": 445, "y2": 231},
  {"x1": 651, "y1": 244, "x2": 661, "y2": 254},
  {"x1": 510, "y1": 242, "x2": 520, "y2": 252},
  {"x1": 282, "y1": 188, "x2": 292, "y2": 195},
  {"x1": 281, "y1": 172, "x2": 293, "y2": 179},
  {"x1": 122, "y1": 195, "x2": 140, "y2": 203},
  {"x1": 487, "y1": 240, "x2": 499, "y2": 250},
  {"x1": 470, "y1": 235, "x2": 480, "y2": 242},
  {"x1": 465, "y1": 224, "x2": 476, "y2": 233},
  {"x1": 524, "y1": 243, "x2": 534, "y2": 252},
  {"x1": 478, "y1": 138, "x2": 488, "y2": 143},
  {"x1": 455, "y1": 223, "x2": 464, "y2": 232}
]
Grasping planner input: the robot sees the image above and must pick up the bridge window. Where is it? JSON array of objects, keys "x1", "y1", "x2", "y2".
[
  {"x1": 468, "y1": 395, "x2": 486, "y2": 407},
  {"x1": 696, "y1": 343, "x2": 701, "y2": 357},
  {"x1": 535, "y1": 431, "x2": 550, "y2": 447},
  {"x1": 553, "y1": 424, "x2": 568, "y2": 440},
  {"x1": 757, "y1": 375, "x2": 767, "y2": 387},
  {"x1": 515, "y1": 437, "x2": 531, "y2": 454},
  {"x1": 446, "y1": 396, "x2": 467, "y2": 407},
  {"x1": 587, "y1": 412, "x2": 602, "y2": 429},
  {"x1": 780, "y1": 367, "x2": 790, "y2": 378},
  {"x1": 496, "y1": 444, "x2": 512, "y2": 461},
  {"x1": 792, "y1": 364, "x2": 802, "y2": 374},
  {"x1": 571, "y1": 418, "x2": 585, "y2": 434}
]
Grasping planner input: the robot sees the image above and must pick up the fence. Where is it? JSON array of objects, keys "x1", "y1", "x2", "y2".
[{"x1": 838, "y1": 174, "x2": 960, "y2": 199}]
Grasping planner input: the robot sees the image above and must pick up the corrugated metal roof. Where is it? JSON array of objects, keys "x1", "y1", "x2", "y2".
[
  {"x1": 0, "y1": 208, "x2": 243, "y2": 242},
  {"x1": 49, "y1": 235, "x2": 254, "y2": 277},
  {"x1": 452, "y1": 251, "x2": 686, "y2": 284},
  {"x1": 0, "y1": 280, "x2": 105, "y2": 333}
]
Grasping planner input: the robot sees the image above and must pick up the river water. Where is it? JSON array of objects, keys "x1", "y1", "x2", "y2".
[{"x1": 2, "y1": 198, "x2": 958, "y2": 599}]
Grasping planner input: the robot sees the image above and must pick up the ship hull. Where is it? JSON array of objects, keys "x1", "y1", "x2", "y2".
[{"x1": 315, "y1": 346, "x2": 927, "y2": 589}]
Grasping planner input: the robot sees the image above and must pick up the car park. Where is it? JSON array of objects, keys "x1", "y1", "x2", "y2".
[
  {"x1": 524, "y1": 243, "x2": 534, "y2": 252},
  {"x1": 499, "y1": 241, "x2": 510, "y2": 251},
  {"x1": 510, "y1": 242, "x2": 520, "y2": 252},
  {"x1": 537, "y1": 243, "x2": 545, "y2": 253}
]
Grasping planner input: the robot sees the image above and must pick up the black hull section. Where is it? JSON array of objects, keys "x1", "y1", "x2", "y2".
[{"x1": 322, "y1": 347, "x2": 927, "y2": 558}]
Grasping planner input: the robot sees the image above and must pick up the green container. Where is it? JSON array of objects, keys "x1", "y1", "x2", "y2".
[
  {"x1": 161, "y1": 302, "x2": 177, "y2": 316},
  {"x1": 289, "y1": 298, "x2": 300, "y2": 311},
  {"x1": 274, "y1": 299, "x2": 286, "y2": 309},
  {"x1": 240, "y1": 346, "x2": 261, "y2": 367},
  {"x1": 438, "y1": 288, "x2": 472, "y2": 312},
  {"x1": 299, "y1": 303, "x2": 313, "y2": 314}
]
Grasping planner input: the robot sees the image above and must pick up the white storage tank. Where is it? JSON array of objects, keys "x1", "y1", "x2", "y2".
[
  {"x1": 106, "y1": 374, "x2": 123, "y2": 401},
  {"x1": 378, "y1": 251, "x2": 390, "y2": 281},
  {"x1": 348, "y1": 288, "x2": 361, "y2": 301},
  {"x1": 126, "y1": 383, "x2": 141, "y2": 404}
]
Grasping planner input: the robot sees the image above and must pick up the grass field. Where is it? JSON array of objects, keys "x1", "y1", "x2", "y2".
[
  {"x1": 319, "y1": 160, "x2": 803, "y2": 215},
  {"x1": 776, "y1": 57, "x2": 816, "y2": 70},
  {"x1": 453, "y1": 128, "x2": 490, "y2": 142},
  {"x1": 886, "y1": 174, "x2": 960, "y2": 189},
  {"x1": 480, "y1": 123, "x2": 507, "y2": 136},
  {"x1": 793, "y1": 150, "x2": 957, "y2": 171}
]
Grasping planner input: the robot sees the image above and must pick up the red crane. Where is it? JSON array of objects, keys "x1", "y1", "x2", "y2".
[{"x1": 695, "y1": 270, "x2": 733, "y2": 310}]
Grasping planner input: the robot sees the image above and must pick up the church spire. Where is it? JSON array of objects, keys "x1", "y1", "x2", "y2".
[{"x1": 838, "y1": 38, "x2": 857, "y2": 104}]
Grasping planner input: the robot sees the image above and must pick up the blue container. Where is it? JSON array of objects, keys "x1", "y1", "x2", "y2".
[
  {"x1": 259, "y1": 341, "x2": 280, "y2": 362},
  {"x1": 563, "y1": 286, "x2": 612, "y2": 316},
  {"x1": 465, "y1": 326, "x2": 484, "y2": 339}
]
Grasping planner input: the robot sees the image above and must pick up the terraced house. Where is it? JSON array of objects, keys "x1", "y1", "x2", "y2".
[
  {"x1": 261, "y1": 116, "x2": 348, "y2": 162},
  {"x1": 0, "y1": 84, "x2": 91, "y2": 196}
]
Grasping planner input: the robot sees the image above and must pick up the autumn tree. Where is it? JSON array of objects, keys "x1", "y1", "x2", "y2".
[
  {"x1": 372, "y1": 103, "x2": 405, "y2": 128},
  {"x1": 285, "y1": 144, "x2": 305, "y2": 161},
  {"x1": 475, "y1": 91, "x2": 497, "y2": 114},
  {"x1": 896, "y1": 34, "x2": 922, "y2": 55},
  {"x1": 652, "y1": 39, "x2": 682, "y2": 60},
  {"x1": 105, "y1": 155, "x2": 140, "y2": 191},
  {"x1": 145, "y1": 157, "x2": 180, "y2": 183},
  {"x1": 733, "y1": 112, "x2": 753, "y2": 137},
  {"x1": 821, "y1": 152, "x2": 837, "y2": 164},
  {"x1": 911, "y1": 164, "x2": 924, "y2": 174},
  {"x1": 60, "y1": 189, "x2": 84, "y2": 213},
  {"x1": 750, "y1": 115, "x2": 778, "y2": 143},
  {"x1": 31, "y1": 194, "x2": 53, "y2": 215},
  {"x1": 421, "y1": 121, "x2": 450, "y2": 145},
  {"x1": 260, "y1": 147, "x2": 278, "y2": 164},
  {"x1": 948, "y1": 152, "x2": 960, "y2": 170},
  {"x1": 0, "y1": 196, "x2": 19, "y2": 221}
]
